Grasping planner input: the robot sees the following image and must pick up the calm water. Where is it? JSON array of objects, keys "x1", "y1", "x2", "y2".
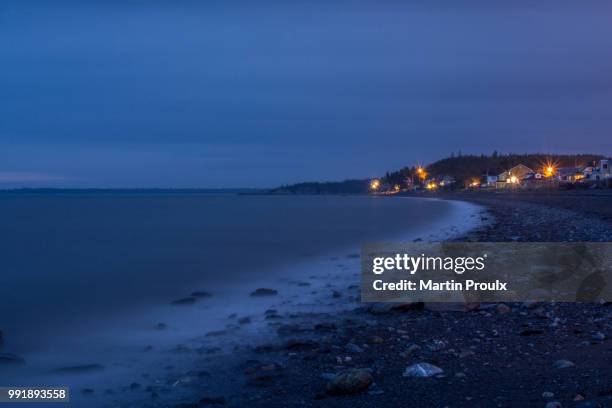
[{"x1": 0, "y1": 192, "x2": 481, "y2": 406}]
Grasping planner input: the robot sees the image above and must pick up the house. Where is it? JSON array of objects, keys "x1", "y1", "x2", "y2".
[
  {"x1": 583, "y1": 159, "x2": 611, "y2": 182},
  {"x1": 484, "y1": 175, "x2": 498, "y2": 187},
  {"x1": 439, "y1": 175, "x2": 455, "y2": 187},
  {"x1": 496, "y1": 164, "x2": 534, "y2": 187},
  {"x1": 556, "y1": 167, "x2": 583, "y2": 183}
]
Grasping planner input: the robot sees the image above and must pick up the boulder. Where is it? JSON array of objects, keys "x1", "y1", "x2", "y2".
[
  {"x1": 403, "y1": 363, "x2": 443, "y2": 377},
  {"x1": 326, "y1": 369, "x2": 373, "y2": 395}
]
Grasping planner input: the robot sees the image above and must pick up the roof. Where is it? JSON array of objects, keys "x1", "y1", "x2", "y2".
[
  {"x1": 557, "y1": 167, "x2": 582, "y2": 176},
  {"x1": 498, "y1": 164, "x2": 534, "y2": 178}
]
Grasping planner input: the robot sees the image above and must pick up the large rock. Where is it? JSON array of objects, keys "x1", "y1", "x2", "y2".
[
  {"x1": 250, "y1": 288, "x2": 278, "y2": 297},
  {"x1": 326, "y1": 369, "x2": 373, "y2": 395},
  {"x1": 403, "y1": 363, "x2": 443, "y2": 377},
  {"x1": 553, "y1": 359, "x2": 574, "y2": 369}
]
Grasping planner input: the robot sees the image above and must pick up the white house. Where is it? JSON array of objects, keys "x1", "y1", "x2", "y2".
[
  {"x1": 484, "y1": 175, "x2": 498, "y2": 186},
  {"x1": 583, "y1": 159, "x2": 611, "y2": 182}
]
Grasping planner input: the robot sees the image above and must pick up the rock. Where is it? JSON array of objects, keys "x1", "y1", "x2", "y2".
[
  {"x1": 156, "y1": 323, "x2": 167, "y2": 330},
  {"x1": 496, "y1": 303, "x2": 511, "y2": 314},
  {"x1": 426, "y1": 339, "x2": 447, "y2": 352},
  {"x1": 55, "y1": 364, "x2": 103, "y2": 373},
  {"x1": 545, "y1": 402, "x2": 562, "y2": 408},
  {"x1": 542, "y1": 392, "x2": 555, "y2": 398},
  {"x1": 403, "y1": 363, "x2": 444, "y2": 377},
  {"x1": 205, "y1": 330, "x2": 227, "y2": 337},
  {"x1": 368, "y1": 336, "x2": 384, "y2": 344},
  {"x1": 326, "y1": 369, "x2": 373, "y2": 395},
  {"x1": 520, "y1": 328, "x2": 543, "y2": 336},
  {"x1": 314, "y1": 322, "x2": 336, "y2": 332},
  {"x1": 0, "y1": 353, "x2": 24, "y2": 364},
  {"x1": 345, "y1": 343, "x2": 363, "y2": 353},
  {"x1": 332, "y1": 290, "x2": 342, "y2": 299},
  {"x1": 553, "y1": 359, "x2": 575, "y2": 369},
  {"x1": 238, "y1": 317, "x2": 251, "y2": 325},
  {"x1": 250, "y1": 288, "x2": 278, "y2": 297},
  {"x1": 366, "y1": 303, "x2": 395, "y2": 315},
  {"x1": 191, "y1": 291, "x2": 212, "y2": 298},
  {"x1": 171, "y1": 297, "x2": 197, "y2": 305},
  {"x1": 283, "y1": 339, "x2": 318, "y2": 351},
  {"x1": 591, "y1": 331, "x2": 606, "y2": 341}
]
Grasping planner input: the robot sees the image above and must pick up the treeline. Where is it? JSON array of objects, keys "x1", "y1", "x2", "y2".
[
  {"x1": 269, "y1": 179, "x2": 369, "y2": 195},
  {"x1": 382, "y1": 152, "x2": 605, "y2": 186}
]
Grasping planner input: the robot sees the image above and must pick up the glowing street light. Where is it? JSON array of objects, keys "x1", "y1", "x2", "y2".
[
  {"x1": 416, "y1": 167, "x2": 427, "y2": 181},
  {"x1": 544, "y1": 165, "x2": 555, "y2": 178},
  {"x1": 370, "y1": 179, "x2": 380, "y2": 191}
]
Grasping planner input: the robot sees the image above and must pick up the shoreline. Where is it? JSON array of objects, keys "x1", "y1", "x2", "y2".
[
  {"x1": 0, "y1": 196, "x2": 484, "y2": 408},
  {"x1": 169, "y1": 193, "x2": 612, "y2": 408}
]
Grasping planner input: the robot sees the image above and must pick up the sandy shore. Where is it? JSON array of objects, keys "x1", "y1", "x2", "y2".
[{"x1": 166, "y1": 192, "x2": 612, "y2": 408}]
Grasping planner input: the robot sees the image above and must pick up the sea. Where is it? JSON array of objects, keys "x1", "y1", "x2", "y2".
[{"x1": 0, "y1": 192, "x2": 484, "y2": 407}]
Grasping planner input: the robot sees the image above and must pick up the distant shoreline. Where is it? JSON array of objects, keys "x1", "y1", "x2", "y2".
[{"x1": 0, "y1": 188, "x2": 264, "y2": 195}]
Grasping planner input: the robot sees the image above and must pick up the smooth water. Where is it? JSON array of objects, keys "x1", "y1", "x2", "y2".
[{"x1": 0, "y1": 192, "x2": 482, "y2": 406}]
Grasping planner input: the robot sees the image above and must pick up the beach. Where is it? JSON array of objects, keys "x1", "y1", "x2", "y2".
[{"x1": 169, "y1": 191, "x2": 612, "y2": 408}]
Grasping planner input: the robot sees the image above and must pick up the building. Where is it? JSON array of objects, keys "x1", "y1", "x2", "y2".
[
  {"x1": 556, "y1": 167, "x2": 584, "y2": 183},
  {"x1": 484, "y1": 175, "x2": 498, "y2": 187},
  {"x1": 583, "y1": 159, "x2": 611, "y2": 182},
  {"x1": 496, "y1": 164, "x2": 534, "y2": 187}
]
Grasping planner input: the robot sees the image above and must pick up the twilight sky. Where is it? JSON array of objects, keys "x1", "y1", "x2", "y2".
[{"x1": 1, "y1": 1, "x2": 612, "y2": 188}]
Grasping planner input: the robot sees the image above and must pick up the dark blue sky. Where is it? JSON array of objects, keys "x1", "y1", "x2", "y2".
[{"x1": 2, "y1": 1, "x2": 612, "y2": 188}]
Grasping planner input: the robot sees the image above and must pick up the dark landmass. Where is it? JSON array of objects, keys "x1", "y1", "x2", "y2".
[
  {"x1": 266, "y1": 153, "x2": 608, "y2": 194},
  {"x1": 269, "y1": 180, "x2": 369, "y2": 195},
  {"x1": 0, "y1": 188, "x2": 263, "y2": 195},
  {"x1": 169, "y1": 191, "x2": 612, "y2": 408}
]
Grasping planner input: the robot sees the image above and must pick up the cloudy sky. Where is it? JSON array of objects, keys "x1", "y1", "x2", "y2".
[{"x1": 1, "y1": 1, "x2": 611, "y2": 188}]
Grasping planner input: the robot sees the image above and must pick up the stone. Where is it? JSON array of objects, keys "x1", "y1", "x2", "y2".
[
  {"x1": 171, "y1": 297, "x2": 197, "y2": 305},
  {"x1": 496, "y1": 303, "x2": 511, "y2": 314},
  {"x1": 426, "y1": 339, "x2": 447, "y2": 352},
  {"x1": 368, "y1": 336, "x2": 384, "y2": 344},
  {"x1": 250, "y1": 288, "x2": 278, "y2": 297},
  {"x1": 345, "y1": 343, "x2": 363, "y2": 353},
  {"x1": 198, "y1": 397, "x2": 226, "y2": 405},
  {"x1": 545, "y1": 402, "x2": 562, "y2": 408},
  {"x1": 553, "y1": 359, "x2": 575, "y2": 369},
  {"x1": 403, "y1": 363, "x2": 444, "y2": 377},
  {"x1": 326, "y1": 369, "x2": 373, "y2": 395},
  {"x1": 55, "y1": 364, "x2": 103, "y2": 373},
  {"x1": 591, "y1": 331, "x2": 606, "y2": 341}
]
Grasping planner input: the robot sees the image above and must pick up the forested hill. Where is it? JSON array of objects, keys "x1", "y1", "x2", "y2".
[
  {"x1": 269, "y1": 179, "x2": 369, "y2": 195},
  {"x1": 269, "y1": 153, "x2": 606, "y2": 194},
  {"x1": 382, "y1": 153, "x2": 606, "y2": 186}
]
